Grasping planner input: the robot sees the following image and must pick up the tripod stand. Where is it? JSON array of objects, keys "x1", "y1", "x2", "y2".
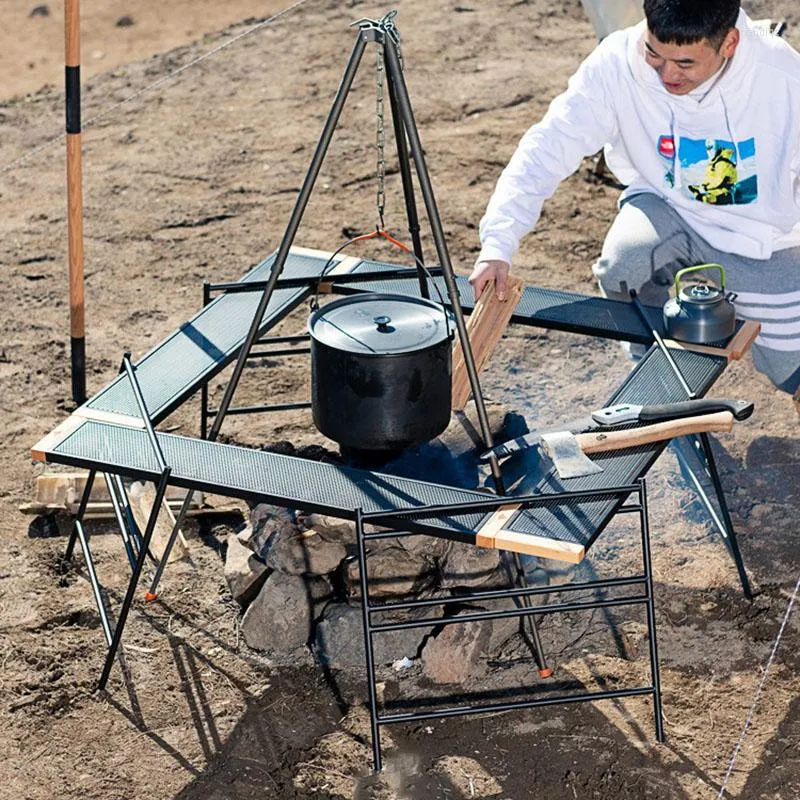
[{"x1": 146, "y1": 11, "x2": 552, "y2": 675}]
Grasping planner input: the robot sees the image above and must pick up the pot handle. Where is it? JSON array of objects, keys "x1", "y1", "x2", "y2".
[
  {"x1": 674, "y1": 263, "x2": 726, "y2": 295},
  {"x1": 310, "y1": 232, "x2": 453, "y2": 341}
]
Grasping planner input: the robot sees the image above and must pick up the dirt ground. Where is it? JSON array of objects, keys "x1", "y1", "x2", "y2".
[{"x1": 1, "y1": 1, "x2": 799, "y2": 798}]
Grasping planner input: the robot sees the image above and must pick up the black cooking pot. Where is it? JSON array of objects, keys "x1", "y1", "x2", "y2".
[{"x1": 308, "y1": 293, "x2": 452, "y2": 452}]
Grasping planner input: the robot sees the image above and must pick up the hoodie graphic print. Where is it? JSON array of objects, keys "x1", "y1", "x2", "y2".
[{"x1": 659, "y1": 135, "x2": 758, "y2": 206}]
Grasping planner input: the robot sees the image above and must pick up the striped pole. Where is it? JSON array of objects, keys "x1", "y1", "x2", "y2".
[{"x1": 65, "y1": 0, "x2": 86, "y2": 404}]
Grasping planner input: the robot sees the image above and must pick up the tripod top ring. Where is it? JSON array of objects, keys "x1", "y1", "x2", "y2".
[{"x1": 350, "y1": 9, "x2": 401, "y2": 46}]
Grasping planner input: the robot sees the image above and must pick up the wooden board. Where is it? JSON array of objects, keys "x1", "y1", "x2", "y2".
[
  {"x1": 20, "y1": 471, "x2": 203, "y2": 521},
  {"x1": 451, "y1": 276, "x2": 524, "y2": 411},
  {"x1": 128, "y1": 481, "x2": 190, "y2": 562},
  {"x1": 664, "y1": 320, "x2": 761, "y2": 361},
  {"x1": 475, "y1": 502, "x2": 585, "y2": 564}
]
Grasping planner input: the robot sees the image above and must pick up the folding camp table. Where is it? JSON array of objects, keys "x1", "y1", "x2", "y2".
[
  {"x1": 31, "y1": 246, "x2": 757, "y2": 769},
  {"x1": 29, "y1": 11, "x2": 762, "y2": 770}
]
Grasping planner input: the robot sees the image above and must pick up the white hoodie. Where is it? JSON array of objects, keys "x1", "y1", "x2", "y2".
[{"x1": 478, "y1": 11, "x2": 800, "y2": 264}]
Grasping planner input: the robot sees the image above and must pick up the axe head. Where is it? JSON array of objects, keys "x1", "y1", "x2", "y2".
[{"x1": 540, "y1": 430, "x2": 604, "y2": 479}]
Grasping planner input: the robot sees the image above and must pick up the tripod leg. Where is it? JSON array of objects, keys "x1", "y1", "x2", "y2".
[
  {"x1": 384, "y1": 47, "x2": 427, "y2": 298},
  {"x1": 208, "y1": 32, "x2": 369, "y2": 444},
  {"x1": 355, "y1": 509, "x2": 383, "y2": 773},
  {"x1": 383, "y1": 39, "x2": 506, "y2": 492}
]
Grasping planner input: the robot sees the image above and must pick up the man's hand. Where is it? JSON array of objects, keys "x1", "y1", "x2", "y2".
[{"x1": 468, "y1": 259, "x2": 510, "y2": 301}]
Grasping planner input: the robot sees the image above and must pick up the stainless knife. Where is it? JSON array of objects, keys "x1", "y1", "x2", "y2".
[{"x1": 480, "y1": 398, "x2": 754, "y2": 462}]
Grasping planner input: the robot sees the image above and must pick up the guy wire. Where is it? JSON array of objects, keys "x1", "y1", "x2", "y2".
[
  {"x1": 716, "y1": 572, "x2": 800, "y2": 798},
  {"x1": 1, "y1": 0, "x2": 313, "y2": 174}
]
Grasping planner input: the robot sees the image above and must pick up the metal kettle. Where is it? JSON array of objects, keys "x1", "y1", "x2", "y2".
[{"x1": 662, "y1": 264, "x2": 737, "y2": 344}]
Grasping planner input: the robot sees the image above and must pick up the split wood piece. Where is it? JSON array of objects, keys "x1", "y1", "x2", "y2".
[
  {"x1": 476, "y1": 503, "x2": 585, "y2": 564},
  {"x1": 20, "y1": 471, "x2": 204, "y2": 522},
  {"x1": 664, "y1": 319, "x2": 761, "y2": 361},
  {"x1": 128, "y1": 481, "x2": 189, "y2": 563},
  {"x1": 451, "y1": 276, "x2": 525, "y2": 411}
]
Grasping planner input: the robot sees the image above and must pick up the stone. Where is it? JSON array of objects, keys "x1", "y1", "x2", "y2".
[
  {"x1": 265, "y1": 528, "x2": 347, "y2": 577},
  {"x1": 241, "y1": 571, "x2": 330, "y2": 653},
  {"x1": 439, "y1": 542, "x2": 504, "y2": 589},
  {"x1": 345, "y1": 543, "x2": 435, "y2": 598},
  {"x1": 315, "y1": 603, "x2": 425, "y2": 667},
  {"x1": 224, "y1": 532, "x2": 268, "y2": 608},
  {"x1": 299, "y1": 513, "x2": 356, "y2": 544},
  {"x1": 421, "y1": 615, "x2": 492, "y2": 684},
  {"x1": 439, "y1": 399, "x2": 513, "y2": 456},
  {"x1": 243, "y1": 503, "x2": 297, "y2": 561},
  {"x1": 396, "y1": 531, "x2": 450, "y2": 561},
  {"x1": 481, "y1": 596, "x2": 524, "y2": 654}
]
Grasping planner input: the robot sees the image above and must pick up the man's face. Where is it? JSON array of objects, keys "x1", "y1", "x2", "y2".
[{"x1": 643, "y1": 29, "x2": 739, "y2": 95}]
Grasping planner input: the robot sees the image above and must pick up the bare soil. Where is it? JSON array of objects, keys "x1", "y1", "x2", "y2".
[{"x1": 1, "y1": 1, "x2": 799, "y2": 798}]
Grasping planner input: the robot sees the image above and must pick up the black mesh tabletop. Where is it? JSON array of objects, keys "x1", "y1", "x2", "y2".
[
  {"x1": 83, "y1": 249, "x2": 350, "y2": 423},
  {"x1": 38, "y1": 344, "x2": 725, "y2": 558},
  {"x1": 501, "y1": 345, "x2": 727, "y2": 551},
  {"x1": 41, "y1": 418, "x2": 495, "y2": 544},
  {"x1": 333, "y1": 259, "x2": 744, "y2": 346}
]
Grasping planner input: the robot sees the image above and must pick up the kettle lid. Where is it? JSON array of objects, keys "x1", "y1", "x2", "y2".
[{"x1": 678, "y1": 282, "x2": 725, "y2": 305}]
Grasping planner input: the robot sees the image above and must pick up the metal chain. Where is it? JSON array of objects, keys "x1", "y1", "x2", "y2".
[
  {"x1": 375, "y1": 39, "x2": 386, "y2": 231},
  {"x1": 353, "y1": 10, "x2": 404, "y2": 230}
]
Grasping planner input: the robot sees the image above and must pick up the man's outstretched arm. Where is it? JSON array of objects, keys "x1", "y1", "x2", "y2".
[{"x1": 473, "y1": 35, "x2": 621, "y2": 298}]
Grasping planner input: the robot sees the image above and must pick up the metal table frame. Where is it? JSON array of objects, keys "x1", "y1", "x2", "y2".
[{"x1": 30, "y1": 11, "x2": 757, "y2": 772}]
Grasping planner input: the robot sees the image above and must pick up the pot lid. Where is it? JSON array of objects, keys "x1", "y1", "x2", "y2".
[
  {"x1": 308, "y1": 293, "x2": 449, "y2": 355},
  {"x1": 678, "y1": 282, "x2": 725, "y2": 305}
]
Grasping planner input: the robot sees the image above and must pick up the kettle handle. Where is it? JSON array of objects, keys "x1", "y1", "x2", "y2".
[{"x1": 674, "y1": 263, "x2": 726, "y2": 294}]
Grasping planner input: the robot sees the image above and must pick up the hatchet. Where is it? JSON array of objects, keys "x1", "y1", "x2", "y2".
[{"x1": 481, "y1": 398, "x2": 753, "y2": 479}]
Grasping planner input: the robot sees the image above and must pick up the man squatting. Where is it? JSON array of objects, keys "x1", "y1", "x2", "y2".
[{"x1": 470, "y1": 0, "x2": 800, "y2": 415}]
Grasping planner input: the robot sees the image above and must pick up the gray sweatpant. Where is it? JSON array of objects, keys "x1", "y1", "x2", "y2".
[{"x1": 592, "y1": 193, "x2": 800, "y2": 393}]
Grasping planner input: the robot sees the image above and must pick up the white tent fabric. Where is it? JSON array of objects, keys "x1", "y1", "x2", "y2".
[{"x1": 579, "y1": 0, "x2": 643, "y2": 39}]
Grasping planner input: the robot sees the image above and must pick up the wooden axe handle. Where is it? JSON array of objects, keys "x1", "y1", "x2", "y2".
[{"x1": 574, "y1": 411, "x2": 734, "y2": 454}]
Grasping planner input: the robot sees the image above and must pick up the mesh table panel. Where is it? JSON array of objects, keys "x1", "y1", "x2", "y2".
[
  {"x1": 45, "y1": 339, "x2": 725, "y2": 554},
  {"x1": 337, "y1": 259, "x2": 741, "y2": 345},
  {"x1": 84, "y1": 251, "x2": 340, "y2": 422},
  {"x1": 505, "y1": 346, "x2": 727, "y2": 548},
  {"x1": 48, "y1": 420, "x2": 491, "y2": 541}
]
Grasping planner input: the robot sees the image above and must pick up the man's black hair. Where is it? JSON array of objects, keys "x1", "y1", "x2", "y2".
[{"x1": 644, "y1": 0, "x2": 740, "y2": 49}]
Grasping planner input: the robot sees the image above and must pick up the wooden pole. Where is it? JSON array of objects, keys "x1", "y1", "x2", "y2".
[{"x1": 65, "y1": 0, "x2": 86, "y2": 404}]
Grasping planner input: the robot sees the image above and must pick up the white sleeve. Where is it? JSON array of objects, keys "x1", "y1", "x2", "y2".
[{"x1": 478, "y1": 42, "x2": 619, "y2": 265}]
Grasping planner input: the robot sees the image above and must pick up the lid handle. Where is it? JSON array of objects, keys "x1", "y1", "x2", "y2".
[
  {"x1": 674, "y1": 263, "x2": 726, "y2": 296},
  {"x1": 374, "y1": 315, "x2": 393, "y2": 333}
]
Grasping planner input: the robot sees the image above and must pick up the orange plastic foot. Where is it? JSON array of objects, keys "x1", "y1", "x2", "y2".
[
  {"x1": 144, "y1": 591, "x2": 158, "y2": 603},
  {"x1": 538, "y1": 667, "x2": 554, "y2": 679}
]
